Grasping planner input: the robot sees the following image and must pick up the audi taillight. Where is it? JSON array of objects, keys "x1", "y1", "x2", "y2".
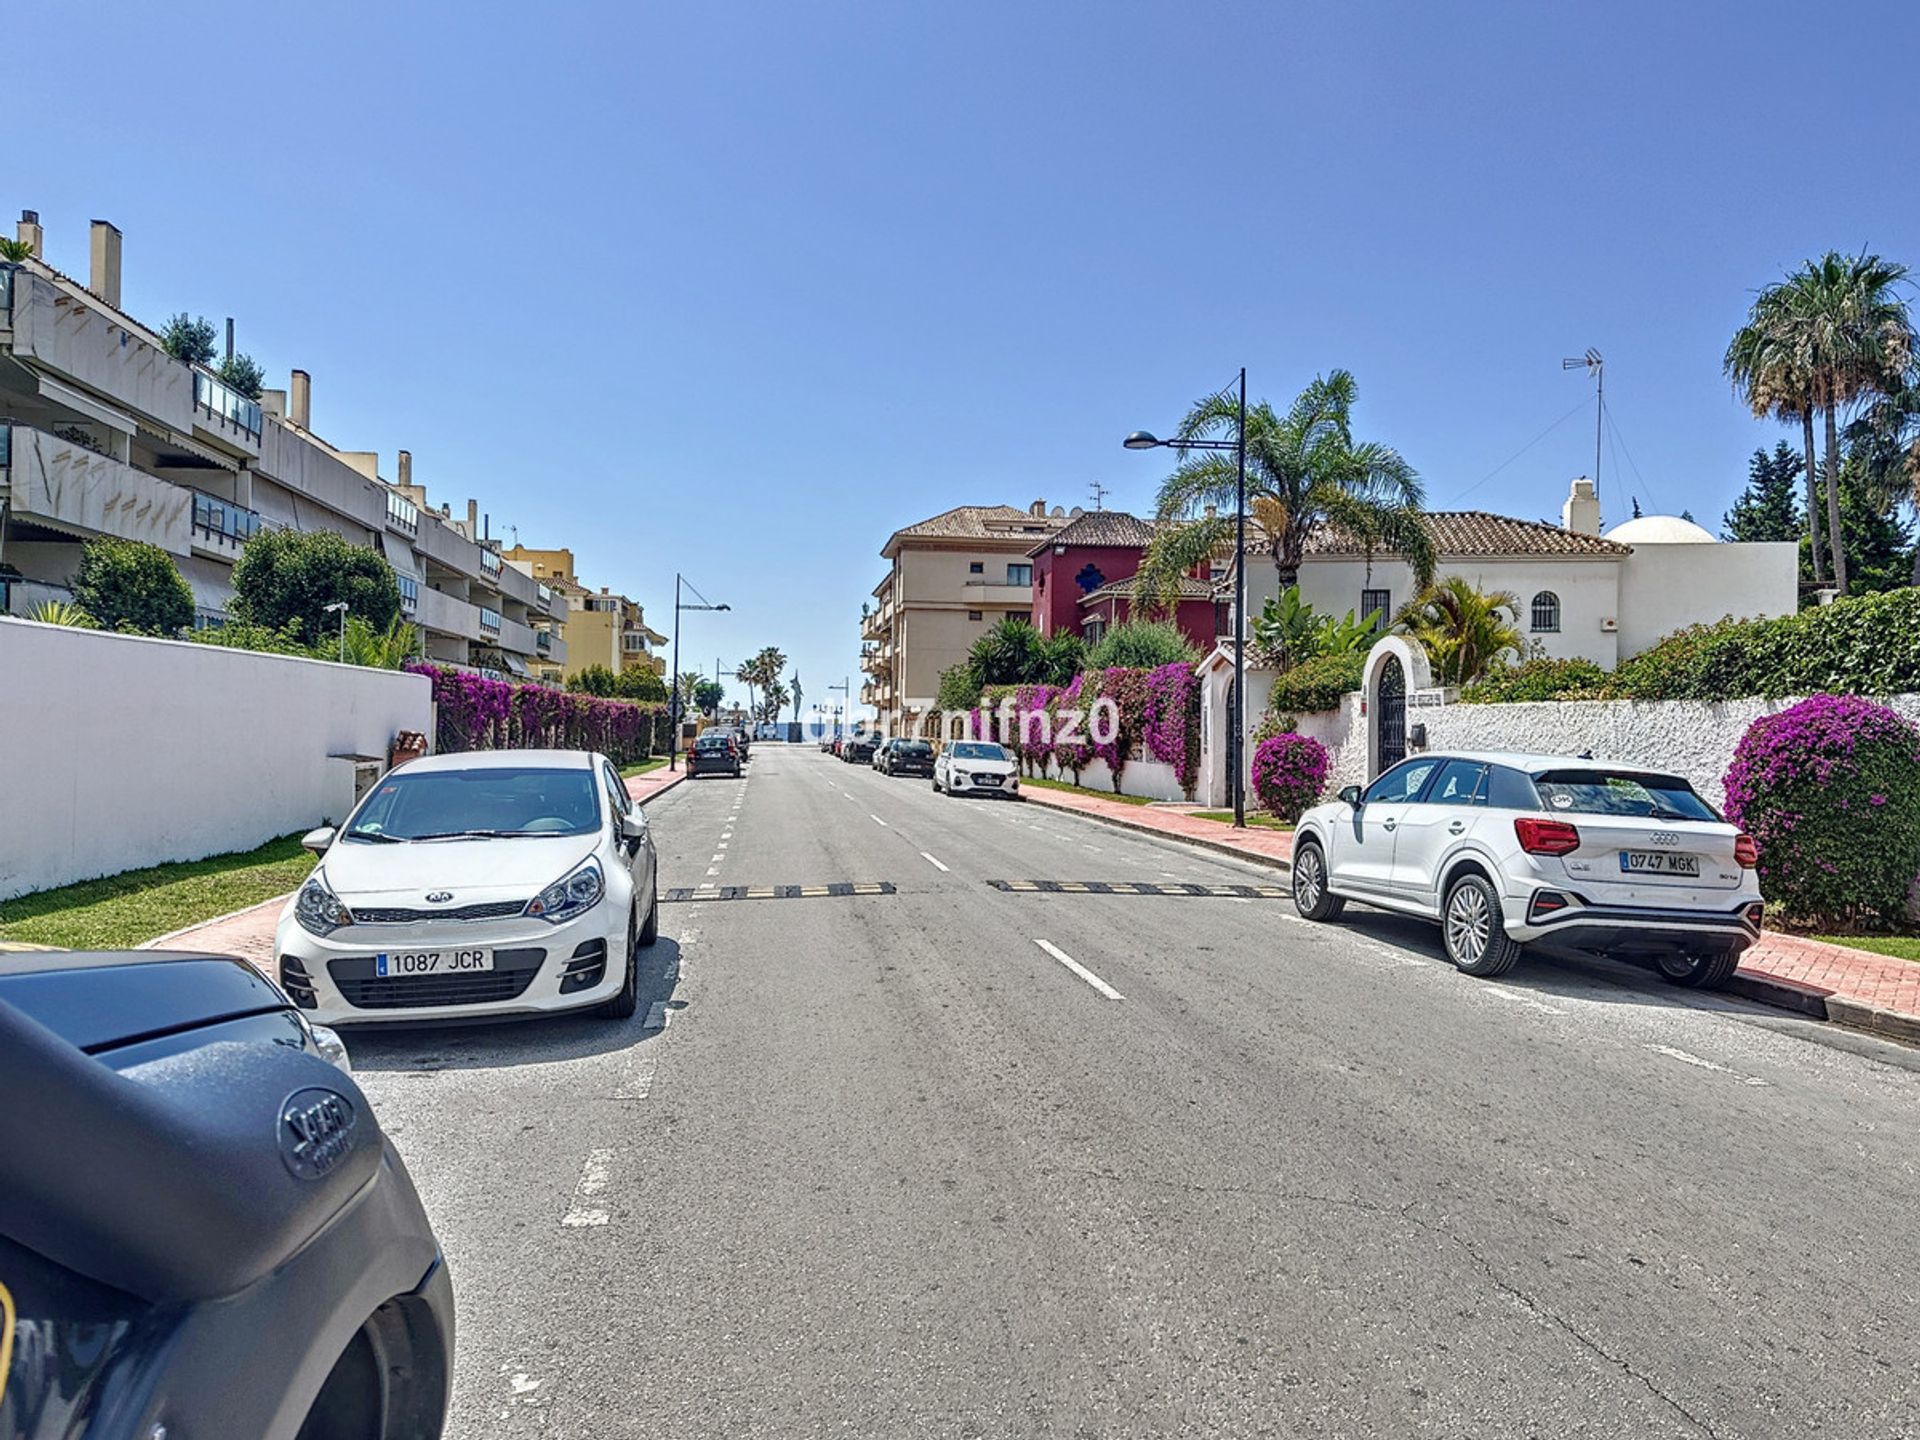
[
  {"x1": 1734, "y1": 832, "x2": 1759, "y2": 869},
  {"x1": 1515, "y1": 816, "x2": 1581, "y2": 856}
]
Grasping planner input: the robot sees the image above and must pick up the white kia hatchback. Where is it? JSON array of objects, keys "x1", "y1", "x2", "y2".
[
  {"x1": 1290, "y1": 752, "x2": 1765, "y2": 987},
  {"x1": 934, "y1": 740, "x2": 1020, "y2": 798},
  {"x1": 274, "y1": 749, "x2": 659, "y2": 1026}
]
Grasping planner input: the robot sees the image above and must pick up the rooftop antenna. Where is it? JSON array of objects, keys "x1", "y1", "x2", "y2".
[
  {"x1": 1562, "y1": 347, "x2": 1603, "y2": 508},
  {"x1": 1088, "y1": 479, "x2": 1109, "y2": 511}
]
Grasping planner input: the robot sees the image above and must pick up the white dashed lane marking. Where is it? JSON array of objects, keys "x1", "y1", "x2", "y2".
[
  {"x1": 871, "y1": 814, "x2": 889, "y2": 827},
  {"x1": 1034, "y1": 938, "x2": 1126, "y2": 1002},
  {"x1": 1646, "y1": 1044, "x2": 1770, "y2": 1086},
  {"x1": 561, "y1": 1148, "x2": 615, "y2": 1227},
  {"x1": 921, "y1": 852, "x2": 950, "y2": 872}
]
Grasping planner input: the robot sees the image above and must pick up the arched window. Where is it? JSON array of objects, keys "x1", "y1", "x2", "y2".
[{"x1": 1529, "y1": 591, "x2": 1560, "y2": 634}]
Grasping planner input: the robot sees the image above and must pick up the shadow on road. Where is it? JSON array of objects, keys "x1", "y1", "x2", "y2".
[{"x1": 340, "y1": 933, "x2": 686, "y2": 1073}]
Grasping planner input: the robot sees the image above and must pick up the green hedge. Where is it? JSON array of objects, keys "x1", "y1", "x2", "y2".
[
  {"x1": 1462, "y1": 590, "x2": 1920, "y2": 705},
  {"x1": 1267, "y1": 651, "x2": 1365, "y2": 714}
]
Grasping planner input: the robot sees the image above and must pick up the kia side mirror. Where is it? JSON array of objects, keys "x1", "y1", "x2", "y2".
[
  {"x1": 1338, "y1": 786, "x2": 1362, "y2": 808},
  {"x1": 620, "y1": 813, "x2": 648, "y2": 841},
  {"x1": 300, "y1": 826, "x2": 336, "y2": 855}
]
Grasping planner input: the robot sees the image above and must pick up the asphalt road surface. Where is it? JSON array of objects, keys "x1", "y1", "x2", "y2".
[{"x1": 347, "y1": 744, "x2": 1920, "y2": 1438}]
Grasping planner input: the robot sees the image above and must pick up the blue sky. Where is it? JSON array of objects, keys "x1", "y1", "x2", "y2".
[{"x1": 13, "y1": 1, "x2": 1917, "y2": 709}]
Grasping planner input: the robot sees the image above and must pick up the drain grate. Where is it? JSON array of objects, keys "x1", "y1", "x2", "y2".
[
  {"x1": 988, "y1": 880, "x2": 1290, "y2": 899},
  {"x1": 662, "y1": 882, "x2": 897, "y2": 904}
]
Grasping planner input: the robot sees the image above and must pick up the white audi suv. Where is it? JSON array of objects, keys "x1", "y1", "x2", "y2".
[
  {"x1": 274, "y1": 750, "x2": 659, "y2": 1025},
  {"x1": 1289, "y1": 752, "x2": 1764, "y2": 987}
]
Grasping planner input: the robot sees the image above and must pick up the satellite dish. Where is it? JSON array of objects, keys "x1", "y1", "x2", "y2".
[
  {"x1": 1050, "y1": 505, "x2": 1065, "y2": 517},
  {"x1": 1069, "y1": 507, "x2": 1084, "y2": 518}
]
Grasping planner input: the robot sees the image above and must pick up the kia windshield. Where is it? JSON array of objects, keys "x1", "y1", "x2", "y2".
[{"x1": 344, "y1": 767, "x2": 601, "y2": 841}]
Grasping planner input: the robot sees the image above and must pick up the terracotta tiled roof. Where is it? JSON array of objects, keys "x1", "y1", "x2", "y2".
[
  {"x1": 885, "y1": 505, "x2": 1068, "y2": 547},
  {"x1": 1079, "y1": 575, "x2": 1217, "y2": 605},
  {"x1": 1027, "y1": 510, "x2": 1156, "y2": 554},
  {"x1": 1292, "y1": 511, "x2": 1630, "y2": 559}
]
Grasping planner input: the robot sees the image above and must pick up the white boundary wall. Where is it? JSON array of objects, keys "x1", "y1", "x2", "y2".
[{"x1": 0, "y1": 618, "x2": 431, "y2": 899}]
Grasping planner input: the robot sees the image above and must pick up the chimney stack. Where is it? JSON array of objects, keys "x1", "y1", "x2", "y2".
[
  {"x1": 289, "y1": 370, "x2": 311, "y2": 429},
  {"x1": 88, "y1": 220, "x2": 122, "y2": 308},
  {"x1": 1562, "y1": 476, "x2": 1601, "y2": 536},
  {"x1": 397, "y1": 449, "x2": 412, "y2": 487},
  {"x1": 466, "y1": 499, "x2": 479, "y2": 538},
  {"x1": 16, "y1": 210, "x2": 42, "y2": 260}
]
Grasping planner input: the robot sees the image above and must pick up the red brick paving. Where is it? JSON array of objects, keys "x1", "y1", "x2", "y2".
[{"x1": 1025, "y1": 781, "x2": 1920, "y2": 1038}]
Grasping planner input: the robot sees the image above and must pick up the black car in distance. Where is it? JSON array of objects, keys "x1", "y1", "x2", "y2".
[{"x1": 691, "y1": 731, "x2": 743, "y2": 776}]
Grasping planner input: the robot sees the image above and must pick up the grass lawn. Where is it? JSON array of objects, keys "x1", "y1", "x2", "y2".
[
  {"x1": 1192, "y1": 810, "x2": 1295, "y2": 832},
  {"x1": 1813, "y1": 933, "x2": 1920, "y2": 964},
  {"x1": 0, "y1": 835, "x2": 316, "y2": 951},
  {"x1": 620, "y1": 755, "x2": 671, "y2": 778},
  {"x1": 1022, "y1": 776, "x2": 1155, "y2": 806}
]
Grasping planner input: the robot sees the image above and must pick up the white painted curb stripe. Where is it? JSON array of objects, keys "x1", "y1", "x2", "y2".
[{"x1": 1034, "y1": 938, "x2": 1125, "y2": 1001}]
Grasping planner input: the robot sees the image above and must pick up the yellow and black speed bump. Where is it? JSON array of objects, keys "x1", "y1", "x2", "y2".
[
  {"x1": 662, "y1": 881, "x2": 896, "y2": 904},
  {"x1": 989, "y1": 879, "x2": 1291, "y2": 899}
]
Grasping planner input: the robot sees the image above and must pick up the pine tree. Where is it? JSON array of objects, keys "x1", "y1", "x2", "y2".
[{"x1": 1722, "y1": 442, "x2": 1805, "y2": 543}]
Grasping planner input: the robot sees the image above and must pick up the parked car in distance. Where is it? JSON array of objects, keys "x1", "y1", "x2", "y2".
[
  {"x1": 0, "y1": 948, "x2": 453, "y2": 1438},
  {"x1": 934, "y1": 740, "x2": 1020, "y2": 798},
  {"x1": 708, "y1": 725, "x2": 750, "y2": 761},
  {"x1": 1289, "y1": 751, "x2": 1765, "y2": 988},
  {"x1": 880, "y1": 738, "x2": 935, "y2": 777},
  {"x1": 691, "y1": 732, "x2": 743, "y2": 777},
  {"x1": 842, "y1": 734, "x2": 880, "y2": 764},
  {"x1": 273, "y1": 749, "x2": 660, "y2": 1027},
  {"x1": 870, "y1": 738, "x2": 892, "y2": 769}
]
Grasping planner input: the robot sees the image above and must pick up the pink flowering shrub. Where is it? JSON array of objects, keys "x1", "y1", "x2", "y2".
[
  {"x1": 1091, "y1": 667, "x2": 1148, "y2": 792},
  {"x1": 406, "y1": 662, "x2": 667, "y2": 765},
  {"x1": 1141, "y1": 662, "x2": 1202, "y2": 799},
  {"x1": 1051, "y1": 674, "x2": 1091, "y2": 783},
  {"x1": 1251, "y1": 732, "x2": 1330, "y2": 822},
  {"x1": 1722, "y1": 694, "x2": 1920, "y2": 927}
]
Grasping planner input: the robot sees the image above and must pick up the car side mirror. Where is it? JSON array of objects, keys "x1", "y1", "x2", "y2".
[
  {"x1": 619, "y1": 813, "x2": 648, "y2": 841},
  {"x1": 1338, "y1": 786, "x2": 1362, "y2": 808},
  {"x1": 300, "y1": 825, "x2": 336, "y2": 855}
]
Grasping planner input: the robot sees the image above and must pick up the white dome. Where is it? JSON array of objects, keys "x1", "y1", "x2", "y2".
[{"x1": 1602, "y1": 514, "x2": 1717, "y2": 545}]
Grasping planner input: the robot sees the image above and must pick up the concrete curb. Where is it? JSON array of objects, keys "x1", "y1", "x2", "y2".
[
  {"x1": 1022, "y1": 791, "x2": 1294, "y2": 874},
  {"x1": 1725, "y1": 969, "x2": 1830, "y2": 1020},
  {"x1": 1824, "y1": 996, "x2": 1920, "y2": 1046}
]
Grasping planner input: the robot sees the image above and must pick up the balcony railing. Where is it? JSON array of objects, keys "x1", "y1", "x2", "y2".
[
  {"x1": 479, "y1": 548, "x2": 503, "y2": 578},
  {"x1": 479, "y1": 606, "x2": 502, "y2": 634},
  {"x1": 192, "y1": 370, "x2": 263, "y2": 438},
  {"x1": 537, "y1": 582, "x2": 553, "y2": 607},
  {"x1": 190, "y1": 489, "x2": 262, "y2": 544},
  {"x1": 397, "y1": 575, "x2": 420, "y2": 612},
  {"x1": 386, "y1": 490, "x2": 420, "y2": 535}
]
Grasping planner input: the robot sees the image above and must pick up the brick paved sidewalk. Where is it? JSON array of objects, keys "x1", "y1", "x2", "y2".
[{"x1": 1024, "y1": 781, "x2": 1920, "y2": 1044}]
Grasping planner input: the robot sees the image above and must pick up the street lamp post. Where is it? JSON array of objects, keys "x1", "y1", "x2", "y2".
[
  {"x1": 322, "y1": 600, "x2": 349, "y2": 664},
  {"x1": 1125, "y1": 366, "x2": 1249, "y2": 828},
  {"x1": 670, "y1": 574, "x2": 729, "y2": 769},
  {"x1": 827, "y1": 677, "x2": 849, "y2": 741}
]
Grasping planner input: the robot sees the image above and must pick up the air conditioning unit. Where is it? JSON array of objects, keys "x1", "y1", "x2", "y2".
[{"x1": 1600, "y1": 617, "x2": 1618, "y2": 632}]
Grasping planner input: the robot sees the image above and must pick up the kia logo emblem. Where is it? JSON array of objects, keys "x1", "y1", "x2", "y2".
[{"x1": 425, "y1": 891, "x2": 454, "y2": 903}]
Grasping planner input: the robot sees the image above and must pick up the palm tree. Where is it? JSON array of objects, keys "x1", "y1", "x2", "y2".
[
  {"x1": 1726, "y1": 303, "x2": 1825, "y2": 580},
  {"x1": 1139, "y1": 371, "x2": 1434, "y2": 608},
  {"x1": 1728, "y1": 252, "x2": 1915, "y2": 594},
  {"x1": 1847, "y1": 375, "x2": 1920, "y2": 583},
  {"x1": 0, "y1": 238, "x2": 34, "y2": 263},
  {"x1": 1393, "y1": 577, "x2": 1522, "y2": 687}
]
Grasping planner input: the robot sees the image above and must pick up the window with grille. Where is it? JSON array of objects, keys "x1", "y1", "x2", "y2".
[
  {"x1": 1530, "y1": 591, "x2": 1561, "y2": 633},
  {"x1": 1361, "y1": 589, "x2": 1391, "y2": 631}
]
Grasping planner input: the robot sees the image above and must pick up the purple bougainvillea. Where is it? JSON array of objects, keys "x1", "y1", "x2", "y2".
[
  {"x1": 1250, "y1": 732, "x2": 1330, "y2": 822},
  {"x1": 1722, "y1": 694, "x2": 1920, "y2": 927},
  {"x1": 405, "y1": 662, "x2": 667, "y2": 766},
  {"x1": 1141, "y1": 662, "x2": 1202, "y2": 799}
]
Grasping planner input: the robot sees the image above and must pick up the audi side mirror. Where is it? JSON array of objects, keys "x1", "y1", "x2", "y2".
[{"x1": 1338, "y1": 786, "x2": 1362, "y2": 808}]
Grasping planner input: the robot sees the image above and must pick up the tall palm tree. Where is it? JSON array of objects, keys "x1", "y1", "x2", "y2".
[
  {"x1": 1847, "y1": 375, "x2": 1920, "y2": 584},
  {"x1": 1139, "y1": 371, "x2": 1434, "y2": 607},
  {"x1": 1726, "y1": 295, "x2": 1826, "y2": 581},
  {"x1": 1393, "y1": 577, "x2": 1523, "y2": 687},
  {"x1": 1729, "y1": 252, "x2": 1915, "y2": 594}
]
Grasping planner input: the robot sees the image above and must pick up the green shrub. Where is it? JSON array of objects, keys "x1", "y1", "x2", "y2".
[
  {"x1": 614, "y1": 666, "x2": 668, "y2": 702},
  {"x1": 1267, "y1": 651, "x2": 1365, "y2": 714},
  {"x1": 569, "y1": 663, "x2": 620, "y2": 697},
  {"x1": 70, "y1": 537, "x2": 194, "y2": 634},
  {"x1": 1723, "y1": 695, "x2": 1920, "y2": 927},
  {"x1": 230, "y1": 528, "x2": 401, "y2": 645},
  {"x1": 1463, "y1": 656, "x2": 1608, "y2": 704},
  {"x1": 185, "y1": 618, "x2": 319, "y2": 657},
  {"x1": 1085, "y1": 619, "x2": 1198, "y2": 672}
]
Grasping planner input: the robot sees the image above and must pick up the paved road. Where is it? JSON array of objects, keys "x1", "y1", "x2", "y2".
[{"x1": 348, "y1": 745, "x2": 1920, "y2": 1438}]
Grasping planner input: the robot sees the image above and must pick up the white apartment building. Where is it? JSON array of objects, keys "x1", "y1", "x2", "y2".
[{"x1": 0, "y1": 210, "x2": 564, "y2": 679}]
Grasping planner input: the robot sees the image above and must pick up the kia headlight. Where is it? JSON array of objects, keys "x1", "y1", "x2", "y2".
[
  {"x1": 294, "y1": 873, "x2": 354, "y2": 936},
  {"x1": 526, "y1": 856, "x2": 604, "y2": 924}
]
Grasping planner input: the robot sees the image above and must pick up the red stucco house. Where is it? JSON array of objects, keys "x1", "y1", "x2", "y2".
[{"x1": 1026, "y1": 510, "x2": 1222, "y2": 652}]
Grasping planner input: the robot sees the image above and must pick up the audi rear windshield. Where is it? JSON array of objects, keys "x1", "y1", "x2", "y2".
[{"x1": 1531, "y1": 769, "x2": 1721, "y2": 822}]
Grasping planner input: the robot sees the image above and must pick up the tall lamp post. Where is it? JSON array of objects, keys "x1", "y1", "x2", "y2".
[
  {"x1": 670, "y1": 574, "x2": 729, "y2": 769},
  {"x1": 826, "y1": 677, "x2": 849, "y2": 741},
  {"x1": 1125, "y1": 367, "x2": 1249, "y2": 828}
]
